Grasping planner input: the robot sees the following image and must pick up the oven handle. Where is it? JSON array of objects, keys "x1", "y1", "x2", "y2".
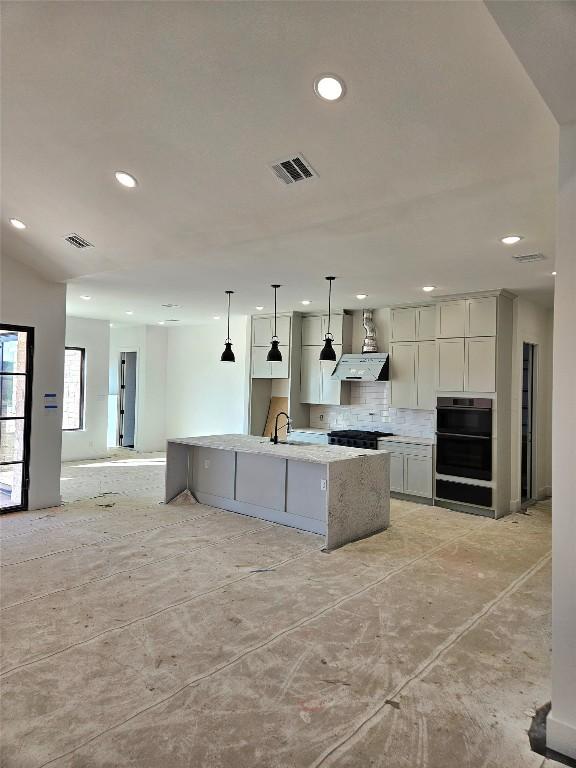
[{"x1": 436, "y1": 432, "x2": 491, "y2": 440}]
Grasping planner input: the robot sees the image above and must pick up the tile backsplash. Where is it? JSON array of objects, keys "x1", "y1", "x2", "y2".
[{"x1": 309, "y1": 381, "x2": 436, "y2": 438}]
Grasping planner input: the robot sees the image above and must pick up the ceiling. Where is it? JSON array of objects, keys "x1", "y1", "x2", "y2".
[{"x1": 1, "y1": 1, "x2": 559, "y2": 325}]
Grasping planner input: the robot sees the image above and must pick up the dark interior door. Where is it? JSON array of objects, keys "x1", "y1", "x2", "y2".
[
  {"x1": 521, "y1": 343, "x2": 535, "y2": 504},
  {"x1": 0, "y1": 325, "x2": 33, "y2": 513}
]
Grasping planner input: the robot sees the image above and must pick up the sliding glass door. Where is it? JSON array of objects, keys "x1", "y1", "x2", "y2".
[{"x1": 0, "y1": 325, "x2": 33, "y2": 512}]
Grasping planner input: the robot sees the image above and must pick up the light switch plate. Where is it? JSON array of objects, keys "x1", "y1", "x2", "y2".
[
  {"x1": 204, "y1": 460, "x2": 210, "y2": 469},
  {"x1": 320, "y1": 479, "x2": 327, "y2": 491}
]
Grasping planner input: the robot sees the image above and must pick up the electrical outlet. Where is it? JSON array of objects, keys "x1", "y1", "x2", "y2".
[
  {"x1": 319, "y1": 414, "x2": 324, "y2": 421},
  {"x1": 320, "y1": 479, "x2": 327, "y2": 491}
]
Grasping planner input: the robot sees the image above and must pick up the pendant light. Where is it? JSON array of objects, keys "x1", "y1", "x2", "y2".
[
  {"x1": 320, "y1": 276, "x2": 337, "y2": 361},
  {"x1": 220, "y1": 290, "x2": 236, "y2": 362},
  {"x1": 266, "y1": 284, "x2": 283, "y2": 362}
]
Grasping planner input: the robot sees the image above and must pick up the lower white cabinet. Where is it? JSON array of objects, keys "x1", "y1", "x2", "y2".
[{"x1": 384, "y1": 441, "x2": 434, "y2": 499}]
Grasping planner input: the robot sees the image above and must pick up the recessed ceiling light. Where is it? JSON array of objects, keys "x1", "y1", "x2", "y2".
[
  {"x1": 301, "y1": 300, "x2": 311, "y2": 305},
  {"x1": 115, "y1": 171, "x2": 138, "y2": 188},
  {"x1": 80, "y1": 295, "x2": 92, "y2": 301},
  {"x1": 356, "y1": 294, "x2": 367, "y2": 300},
  {"x1": 110, "y1": 323, "x2": 115, "y2": 328},
  {"x1": 213, "y1": 316, "x2": 221, "y2": 320},
  {"x1": 314, "y1": 75, "x2": 346, "y2": 102},
  {"x1": 256, "y1": 306, "x2": 264, "y2": 311},
  {"x1": 422, "y1": 286, "x2": 435, "y2": 292},
  {"x1": 500, "y1": 235, "x2": 523, "y2": 245},
  {"x1": 552, "y1": 271, "x2": 557, "y2": 276},
  {"x1": 125, "y1": 311, "x2": 134, "y2": 315},
  {"x1": 158, "y1": 321, "x2": 165, "y2": 325},
  {"x1": 9, "y1": 218, "x2": 26, "y2": 229}
]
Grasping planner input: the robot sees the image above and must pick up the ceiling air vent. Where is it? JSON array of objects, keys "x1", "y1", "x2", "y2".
[
  {"x1": 65, "y1": 233, "x2": 94, "y2": 249},
  {"x1": 512, "y1": 253, "x2": 547, "y2": 263},
  {"x1": 269, "y1": 154, "x2": 318, "y2": 185}
]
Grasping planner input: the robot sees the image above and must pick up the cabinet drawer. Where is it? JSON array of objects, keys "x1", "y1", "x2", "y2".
[{"x1": 382, "y1": 442, "x2": 433, "y2": 458}]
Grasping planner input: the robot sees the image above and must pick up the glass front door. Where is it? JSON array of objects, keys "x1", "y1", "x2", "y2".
[{"x1": 0, "y1": 325, "x2": 33, "y2": 512}]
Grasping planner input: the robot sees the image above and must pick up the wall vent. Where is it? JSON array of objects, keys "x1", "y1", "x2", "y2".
[
  {"x1": 269, "y1": 154, "x2": 318, "y2": 185},
  {"x1": 512, "y1": 252, "x2": 547, "y2": 263},
  {"x1": 65, "y1": 233, "x2": 94, "y2": 249}
]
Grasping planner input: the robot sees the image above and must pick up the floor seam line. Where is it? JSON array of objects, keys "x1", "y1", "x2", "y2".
[
  {"x1": 0, "y1": 526, "x2": 315, "y2": 677},
  {"x1": 32, "y1": 526, "x2": 479, "y2": 768},
  {"x1": 310, "y1": 549, "x2": 553, "y2": 767},
  {"x1": 0, "y1": 509, "x2": 222, "y2": 567},
  {"x1": 0, "y1": 521, "x2": 283, "y2": 612}
]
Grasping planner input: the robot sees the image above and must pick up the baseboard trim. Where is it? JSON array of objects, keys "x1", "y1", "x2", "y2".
[{"x1": 548, "y1": 712, "x2": 576, "y2": 763}]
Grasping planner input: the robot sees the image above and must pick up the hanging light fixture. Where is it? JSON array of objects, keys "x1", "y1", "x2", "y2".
[
  {"x1": 220, "y1": 290, "x2": 236, "y2": 362},
  {"x1": 266, "y1": 284, "x2": 283, "y2": 362},
  {"x1": 320, "y1": 276, "x2": 337, "y2": 361}
]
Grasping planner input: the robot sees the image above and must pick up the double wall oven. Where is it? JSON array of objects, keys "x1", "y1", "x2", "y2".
[{"x1": 436, "y1": 397, "x2": 493, "y2": 508}]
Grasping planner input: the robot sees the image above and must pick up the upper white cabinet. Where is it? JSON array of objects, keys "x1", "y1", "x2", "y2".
[
  {"x1": 301, "y1": 313, "x2": 346, "y2": 346},
  {"x1": 252, "y1": 345, "x2": 290, "y2": 379},
  {"x1": 390, "y1": 340, "x2": 435, "y2": 410},
  {"x1": 252, "y1": 315, "x2": 291, "y2": 346},
  {"x1": 300, "y1": 344, "x2": 347, "y2": 404},
  {"x1": 437, "y1": 338, "x2": 465, "y2": 391},
  {"x1": 390, "y1": 307, "x2": 417, "y2": 342},
  {"x1": 390, "y1": 343, "x2": 417, "y2": 408},
  {"x1": 465, "y1": 337, "x2": 496, "y2": 392},
  {"x1": 466, "y1": 296, "x2": 497, "y2": 337},
  {"x1": 436, "y1": 300, "x2": 467, "y2": 339},
  {"x1": 416, "y1": 306, "x2": 436, "y2": 341}
]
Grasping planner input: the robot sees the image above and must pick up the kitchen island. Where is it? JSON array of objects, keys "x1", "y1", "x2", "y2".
[{"x1": 165, "y1": 434, "x2": 390, "y2": 549}]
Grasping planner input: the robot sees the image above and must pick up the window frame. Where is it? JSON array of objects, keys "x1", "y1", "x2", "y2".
[{"x1": 62, "y1": 346, "x2": 86, "y2": 432}]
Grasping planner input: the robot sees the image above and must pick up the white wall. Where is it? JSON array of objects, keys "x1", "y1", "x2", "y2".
[
  {"x1": 549, "y1": 121, "x2": 576, "y2": 760},
  {"x1": 62, "y1": 316, "x2": 110, "y2": 461},
  {"x1": 108, "y1": 324, "x2": 167, "y2": 452},
  {"x1": 510, "y1": 297, "x2": 553, "y2": 508},
  {"x1": 0, "y1": 256, "x2": 66, "y2": 509},
  {"x1": 165, "y1": 317, "x2": 249, "y2": 438}
]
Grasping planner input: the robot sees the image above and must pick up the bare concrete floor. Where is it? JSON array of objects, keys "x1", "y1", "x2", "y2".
[{"x1": 0, "y1": 452, "x2": 559, "y2": 768}]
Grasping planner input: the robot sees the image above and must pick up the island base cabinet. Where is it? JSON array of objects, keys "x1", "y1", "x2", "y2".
[
  {"x1": 192, "y1": 447, "x2": 235, "y2": 499},
  {"x1": 286, "y1": 461, "x2": 327, "y2": 522},
  {"x1": 235, "y1": 453, "x2": 286, "y2": 511}
]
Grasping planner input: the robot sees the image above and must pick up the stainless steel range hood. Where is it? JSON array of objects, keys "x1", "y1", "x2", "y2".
[{"x1": 331, "y1": 353, "x2": 389, "y2": 382}]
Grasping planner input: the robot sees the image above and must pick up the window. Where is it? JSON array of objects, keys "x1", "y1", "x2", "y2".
[{"x1": 62, "y1": 347, "x2": 85, "y2": 431}]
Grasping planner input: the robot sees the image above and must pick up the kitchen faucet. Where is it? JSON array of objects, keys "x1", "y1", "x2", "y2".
[{"x1": 270, "y1": 411, "x2": 291, "y2": 444}]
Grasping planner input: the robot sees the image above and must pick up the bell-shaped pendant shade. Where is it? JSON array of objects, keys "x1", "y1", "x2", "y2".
[
  {"x1": 320, "y1": 335, "x2": 337, "y2": 361},
  {"x1": 267, "y1": 338, "x2": 283, "y2": 362},
  {"x1": 220, "y1": 290, "x2": 236, "y2": 362},
  {"x1": 221, "y1": 341, "x2": 235, "y2": 362}
]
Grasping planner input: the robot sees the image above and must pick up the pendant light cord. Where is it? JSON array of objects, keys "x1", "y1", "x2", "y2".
[
  {"x1": 327, "y1": 279, "x2": 332, "y2": 336},
  {"x1": 227, "y1": 291, "x2": 231, "y2": 342},
  {"x1": 274, "y1": 286, "x2": 277, "y2": 337}
]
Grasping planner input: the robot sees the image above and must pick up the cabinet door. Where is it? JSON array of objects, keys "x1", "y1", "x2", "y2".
[
  {"x1": 321, "y1": 314, "x2": 343, "y2": 345},
  {"x1": 391, "y1": 308, "x2": 417, "y2": 341},
  {"x1": 466, "y1": 297, "x2": 497, "y2": 337},
  {"x1": 320, "y1": 346, "x2": 342, "y2": 405},
  {"x1": 300, "y1": 346, "x2": 321, "y2": 403},
  {"x1": 416, "y1": 341, "x2": 436, "y2": 410},
  {"x1": 404, "y1": 455, "x2": 433, "y2": 498},
  {"x1": 252, "y1": 317, "x2": 272, "y2": 346},
  {"x1": 270, "y1": 346, "x2": 290, "y2": 379},
  {"x1": 437, "y1": 339, "x2": 465, "y2": 391},
  {"x1": 274, "y1": 315, "x2": 291, "y2": 345},
  {"x1": 302, "y1": 316, "x2": 323, "y2": 346},
  {"x1": 252, "y1": 346, "x2": 271, "y2": 378},
  {"x1": 465, "y1": 337, "x2": 496, "y2": 392},
  {"x1": 389, "y1": 454, "x2": 405, "y2": 492},
  {"x1": 416, "y1": 306, "x2": 436, "y2": 341},
  {"x1": 390, "y1": 343, "x2": 417, "y2": 408},
  {"x1": 436, "y1": 300, "x2": 466, "y2": 338}
]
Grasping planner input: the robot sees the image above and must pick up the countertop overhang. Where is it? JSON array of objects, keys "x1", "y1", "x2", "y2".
[{"x1": 167, "y1": 434, "x2": 385, "y2": 464}]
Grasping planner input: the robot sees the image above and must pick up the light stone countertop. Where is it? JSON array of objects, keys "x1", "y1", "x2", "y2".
[{"x1": 167, "y1": 434, "x2": 385, "y2": 464}]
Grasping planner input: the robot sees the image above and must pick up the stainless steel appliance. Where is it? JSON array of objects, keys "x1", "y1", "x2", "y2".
[
  {"x1": 436, "y1": 397, "x2": 493, "y2": 507},
  {"x1": 328, "y1": 429, "x2": 394, "y2": 450}
]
